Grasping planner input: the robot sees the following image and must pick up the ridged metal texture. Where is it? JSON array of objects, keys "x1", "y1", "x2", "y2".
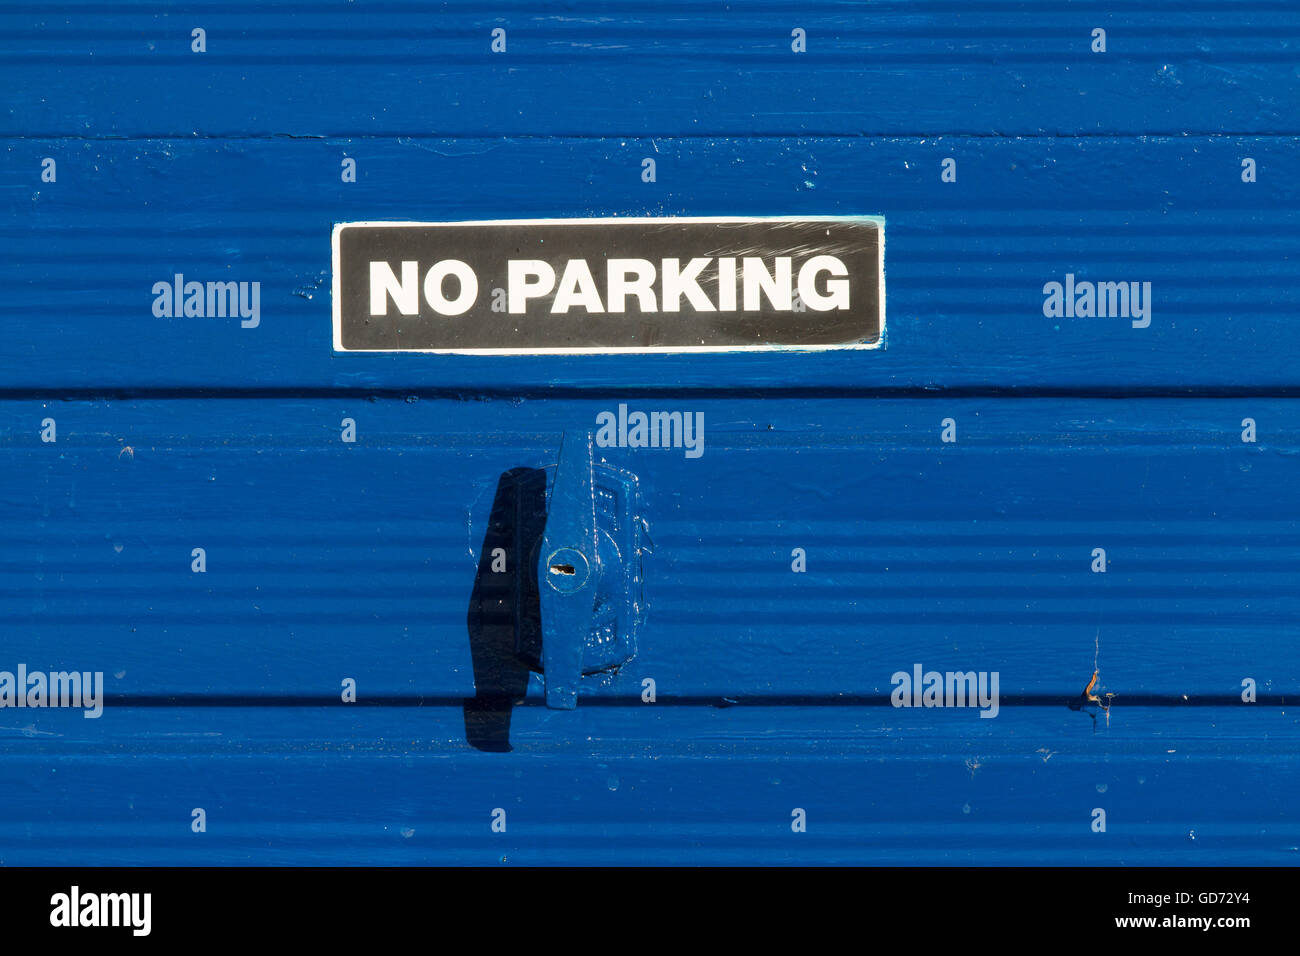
[{"x1": 0, "y1": 2, "x2": 1295, "y2": 864}]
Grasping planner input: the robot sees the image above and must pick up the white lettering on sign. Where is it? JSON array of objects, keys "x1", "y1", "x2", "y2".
[{"x1": 370, "y1": 255, "x2": 854, "y2": 317}]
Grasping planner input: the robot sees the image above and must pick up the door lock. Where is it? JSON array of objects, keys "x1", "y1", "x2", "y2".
[{"x1": 513, "y1": 431, "x2": 645, "y2": 709}]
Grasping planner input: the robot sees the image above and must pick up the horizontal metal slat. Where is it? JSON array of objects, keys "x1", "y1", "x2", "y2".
[
  {"x1": 4, "y1": 2, "x2": 1297, "y2": 137},
  {"x1": 0, "y1": 706, "x2": 1293, "y2": 864},
  {"x1": 0, "y1": 397, "x2": 1294, "y2": 702},
  {"x1": 2, "y1": 136, "x2": 1296, "y2": 390}
]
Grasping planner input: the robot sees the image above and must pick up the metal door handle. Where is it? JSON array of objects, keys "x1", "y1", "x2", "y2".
[
  {"x1": 538, "y1": 431, "x2": 600, "y2": 709},
  {"x1": 525, "y1": 430, "x2": 645, "y2": 709}
]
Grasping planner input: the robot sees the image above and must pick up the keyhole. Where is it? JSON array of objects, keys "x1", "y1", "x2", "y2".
[{"x1": 544, "y1": 547, "x2": 591, "y2": 593}]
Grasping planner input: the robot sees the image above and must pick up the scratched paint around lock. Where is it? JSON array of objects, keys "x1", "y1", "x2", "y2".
[{"x1": 0, "y1": 2, "x2": 1297, "y2": 865}]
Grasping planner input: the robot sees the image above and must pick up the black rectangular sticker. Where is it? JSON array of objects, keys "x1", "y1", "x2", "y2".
[{"x1": 331, "y1": 216, "x2": 884, "y2": 354}]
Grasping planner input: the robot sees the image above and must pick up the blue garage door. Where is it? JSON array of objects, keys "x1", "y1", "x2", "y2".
[{"x1": 0, "y1": 1, "x2": 1296, "y2": 865}]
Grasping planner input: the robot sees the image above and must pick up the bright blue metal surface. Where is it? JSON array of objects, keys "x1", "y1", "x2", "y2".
[
  {"x1": 1, "y1": 2, "x2": 1296, "y2": 865},
  {"x1": 5, "y1": 2, "x2": 1297, "y2": 138},
  {"x1": 0, "y1": 398, "x2": 1295, "y2": 863},
  {"x1": 4, "y1": 135, "x2": 1298, "y2": 390}
]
